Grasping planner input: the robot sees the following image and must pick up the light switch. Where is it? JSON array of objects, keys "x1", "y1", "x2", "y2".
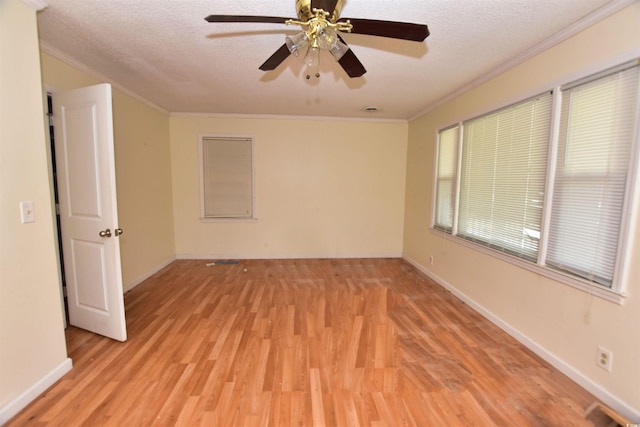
[{"x1": 20, "y1": 201, "x2": 35, "y2": 223}]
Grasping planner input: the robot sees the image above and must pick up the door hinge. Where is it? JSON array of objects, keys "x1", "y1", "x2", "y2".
[{"x1": 47, "y1": 112, "x2": 54, "y2": 127}]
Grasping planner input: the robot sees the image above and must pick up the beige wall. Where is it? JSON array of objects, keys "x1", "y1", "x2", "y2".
[
  {"x1": 170, "y1": 116, "x2": 407, "y2": 259},
  {"x1": 404, "y1": 3, "x2": 640, "y2": 418},
  {"x1": 0, "y1": 0, "x2": 69, "y2": 420},
  {"x1": 40, "y1": 53, "x2": 175, "y2": 287},
  {"x1": 4, "y1": 0, "x2": 638, "y2": 420}
]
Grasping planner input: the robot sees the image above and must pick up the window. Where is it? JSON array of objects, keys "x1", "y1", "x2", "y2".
[
  {"x1": 433, "y1": 61, "x2": 639, "y2": 293},
  {"x1": 434, "y1": 126, "x2": 459, "y2": 232},
  {"x1": 546, "y1": 64, "x2": 639, "y2": 287},
  {"x1": 458, "y1": 94, "x2": 552, "y2": 261},
  {"x1": 200, "y1": 135, "x2": 254, "y2": 220}
]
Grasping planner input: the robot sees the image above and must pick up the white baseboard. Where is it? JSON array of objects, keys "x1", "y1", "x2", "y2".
[
  {"x1": 0, "y1": 358, "x2": 72, "y2": 425},
  {"x1": 123, "y1": 256, "x2": 176, "y2": 293},
  {"x1": 175, "y1": 252, "x2": 403, "y2": 261},
  {"x1": 402, "y1": 255, "x2": 640, "y2": 422}
]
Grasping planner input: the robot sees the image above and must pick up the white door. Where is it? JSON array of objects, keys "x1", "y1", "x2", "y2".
[{"x1": 52, "y1": 83, "x2": 127, "y2": 342}]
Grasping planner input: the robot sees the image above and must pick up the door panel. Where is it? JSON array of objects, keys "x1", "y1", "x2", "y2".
[
  {"x1": 53, "y1": 83, "x2": 127, "y2": 342},
  {"x1": 64, "y1": 104, "x2": 102, "y2": 218},
  {"x1": 71, "y1": 239, "x2": 108, "y2": 312}
]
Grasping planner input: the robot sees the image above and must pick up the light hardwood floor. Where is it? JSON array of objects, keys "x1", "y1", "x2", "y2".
[{"x1": 7, "y1": 258, "x2": 599, "y2": 426}]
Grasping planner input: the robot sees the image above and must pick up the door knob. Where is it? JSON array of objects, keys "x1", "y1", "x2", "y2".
[
  {"x1": 114, "y1": 228, "x2": 124, "y2": 236},
  {"x1": 99, "y1": 228, "x2": 112, "y2": 238}
]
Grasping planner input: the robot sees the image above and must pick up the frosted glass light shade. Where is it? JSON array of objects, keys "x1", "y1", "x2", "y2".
[
  {"x1": 328, "y1": 39, "x2": 349, "y2": 61},
  {"x1": 286, "y1": 32, "x2": 309, "y2": 56},
  {"x1": 303, "y1": 45, "x2": 320, "y2": 67},
  {"x1": 317, "y1": 27, "x2": 349, "y2": 61}
]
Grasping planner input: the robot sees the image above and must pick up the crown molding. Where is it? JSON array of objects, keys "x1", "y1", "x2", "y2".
[
  {"x1": 409, "y1": 0, "x2": 638, "y2": 122},
  {"x1": 40, "y1": 42, "x2": 169, "y2": 115},
  {"x1": 170, "y1": 111, "x2": 407, "y2": 124}
]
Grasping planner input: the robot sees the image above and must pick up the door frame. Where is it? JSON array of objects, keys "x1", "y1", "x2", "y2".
[{"x1": 44, "y1": 85, "x2": 68, "y2": 330}]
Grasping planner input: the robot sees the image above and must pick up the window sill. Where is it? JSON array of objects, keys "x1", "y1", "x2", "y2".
[
  {"x1": 430, "y1": 228, "x2": 627, "y2": 305},
  {"x1": 200, "y1": 217, "x2": 258, "y2": 223}
]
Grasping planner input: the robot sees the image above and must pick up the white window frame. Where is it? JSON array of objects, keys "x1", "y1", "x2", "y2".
[
  {"x1": 431, "y1": 59, "x2": 640, "y2": 304},
  {"x1": 432, "y1": 125, "x2": 460, "y2": 233},
  {"x1": 457, "y1": 92, "x2": 552, "y2": 262},
  {"x1": 199, "y1": 134, "x2": 257, "y2": 222}
]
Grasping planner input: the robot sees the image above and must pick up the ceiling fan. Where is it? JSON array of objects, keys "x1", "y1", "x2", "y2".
[{"x1": 205, "y1": 0, "x2": 429, "y2": 79}]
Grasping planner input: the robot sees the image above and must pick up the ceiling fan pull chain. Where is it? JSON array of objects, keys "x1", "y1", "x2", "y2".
[{"x1": 305, "y1": 64, "x2": 321, "y2": 79}]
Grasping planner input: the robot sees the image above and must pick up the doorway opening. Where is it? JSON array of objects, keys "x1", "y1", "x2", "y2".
[{"x1": 47, "y1": 93, "x2": 69, "y2": 326}]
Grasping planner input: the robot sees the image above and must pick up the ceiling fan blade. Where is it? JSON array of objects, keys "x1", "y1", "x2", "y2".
[
  {"x1": 259, "y1": 44, "x2": 292, "y2": 71},
  {"x1": 339, "y1": 18, "x2": 429, "y2": 42},
  {"x1": 336, "y1": 37, "x2": 366, "y2": 78},
  {"x1": 205, "y1": 15, "x2": 292, "y2": 24}
]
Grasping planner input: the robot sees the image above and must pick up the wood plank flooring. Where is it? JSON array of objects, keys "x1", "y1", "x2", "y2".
[{"x1": 7, "y1": 258, "x2": 598, "y2": 426}]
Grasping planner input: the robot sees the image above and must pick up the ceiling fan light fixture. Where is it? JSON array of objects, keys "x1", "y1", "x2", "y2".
[
  {"x1": 206, "y1": 0, "x2": 429, "y2": 79},
  {"x1": 317, "y1": 27, "x2": 349, "y2": 61},
  {"x1": 328, "y1": 38, "x2": 349, "y2": 61},
  {"x1": 285, "y1": 32, "x2": 309, "y2": 57},
  {"x1": 317, "y1": 27, "x2": 338, "y2": 50},
  {"x1": 303, "y1": 45, "x2": 320, "y2": 68}
]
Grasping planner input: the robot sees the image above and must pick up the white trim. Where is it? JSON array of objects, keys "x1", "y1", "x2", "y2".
[
  {"x1": 615, "y1": 64, "x2": 640, "y2": 296},
  {"x1": 430, "y1": 129, "x2": 441, "y2": 230},
  {"x1": 453, "y1": 125, "x2": 463, "y2": 236},
  {"x1": 123, "y1": 256, "x2": 176, "y2": 293},
  {"x1": 39, "y1": 43, "x2": 169, "y2": 116},
  {"x1": 431, "y1": 125, "x2": 461, "y2": 233},
  {"x1": 562, "y1": 59, "x2": 640, "y2": 90},
  {"x1": 20, "y1": 0, "x2": 47, "y2": 11},
  {"x1": 433, "y1": 87, "x2": 557, "y2": 136},
  {"x1": 402, "y1": 255, "x2": 640, "y2": 422},
  {"x1": 199, "y1": 217, "x2": 258, "y2": 223},
  {"x1": 176, "y1": 252, "x2": 403, "y2": 261},
  {"x1": 171, "y1": 111, "x2": 407, "y2": 124},
  {"x1": 409, "y1": 0, "x2": 638, "y2": 122},
  {"x1": 0, "y1": 358, "x2": 72, "y2": 425},
  {"x1": 538, "y1": 87, "x2": 563, "y2": 266},
  {"x1": 428, "y1": 58, "x2": 640, "y2": 303},
  {"x1": 430, "y1": 228, "x2": 626, "y2": 304},
  {"x1": 42, "y1": 86, "x2": 68, "y2": 329},
  {"x1": 198, "y1": 134, "x2": 256, "y2": 221}
]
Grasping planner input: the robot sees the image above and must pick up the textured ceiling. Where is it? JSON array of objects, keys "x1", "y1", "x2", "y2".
[{"x1": 37, "y1": 0, "x2": 629, "y2": 120}]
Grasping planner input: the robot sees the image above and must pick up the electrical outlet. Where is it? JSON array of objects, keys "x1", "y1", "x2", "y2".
[
  {"x1": 596, "y1": 346, "x2": 613, "y2": 372},
  {"x1": 429, "y1": 256, "x2": 434, "y2": 265}
]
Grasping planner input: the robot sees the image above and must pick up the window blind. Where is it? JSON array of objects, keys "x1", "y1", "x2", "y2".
[
  {"x1": 546, "y1": 64, "x2": 639, "y2": 286},
  {"x1": 458, "y1": 93, "x2": 552, "y2": 260},
  {"x1": 202, "y1": 137, "x2": 253, "y2": 218},
  {"x1": 434, "y1": 126, "x2": 459, "y2": 232}
]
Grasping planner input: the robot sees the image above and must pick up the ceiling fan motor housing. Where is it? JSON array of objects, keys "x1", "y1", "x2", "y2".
[{"x1": 296, "y1": 0, "x2": 344, "y2": 22}]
